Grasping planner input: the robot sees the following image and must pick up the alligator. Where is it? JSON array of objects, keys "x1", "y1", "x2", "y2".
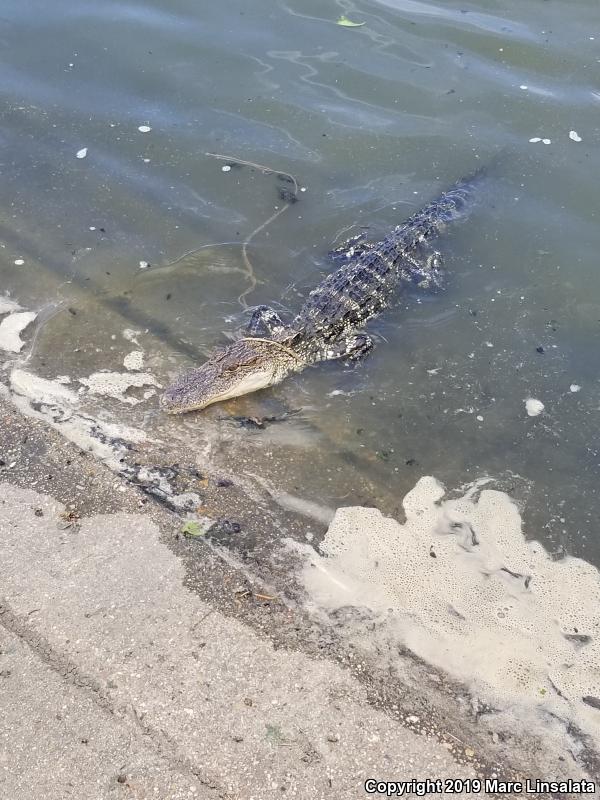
[{"x1": 161, "y1": 166, "x2": 487, "y2": 414}]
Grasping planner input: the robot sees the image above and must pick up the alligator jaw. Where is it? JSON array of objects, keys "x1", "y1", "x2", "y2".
[
  {"x1": 160, "y1": 338, "x2": 296, "y2": 414},
  {"x1": 161, "y1": 366, "x2": 276, "y2": 414}
]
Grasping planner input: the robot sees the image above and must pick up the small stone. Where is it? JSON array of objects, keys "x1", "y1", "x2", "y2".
[
  {"x1": 465, "y1": 747, "x2": 475, "y2": 758},
  {"x1": 116, "y1": 774, "x2": 127, "y2": 784},
  {"x1": 232, "y1": 734, "x2": 244, "y2": 742}
]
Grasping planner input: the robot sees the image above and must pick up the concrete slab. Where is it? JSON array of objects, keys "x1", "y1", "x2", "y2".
[{"x1": 0, "y1": 482, "x2": 480, "y2": 800}]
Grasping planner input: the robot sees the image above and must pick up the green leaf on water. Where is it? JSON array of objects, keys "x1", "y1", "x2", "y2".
[
  {"x1": 182, "y1": 521, "x2": 204, "y2": 537},
  {"x1": 337, "y1": 15, "x2": 366, "y2": 27}
]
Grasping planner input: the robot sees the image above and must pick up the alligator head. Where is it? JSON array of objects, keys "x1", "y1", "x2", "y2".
[{"x1": 160, "y1": 337, "x2": 300, "y2": 414}]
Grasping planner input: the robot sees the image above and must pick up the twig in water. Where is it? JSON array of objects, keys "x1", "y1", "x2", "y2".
[{"x1": 206, "y1": 152, "x2": 300, "y2": 308}]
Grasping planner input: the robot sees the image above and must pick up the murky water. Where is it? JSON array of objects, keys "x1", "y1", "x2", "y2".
[{"x1": 1, "y1": 0, "x2": 600, "y2": 562}]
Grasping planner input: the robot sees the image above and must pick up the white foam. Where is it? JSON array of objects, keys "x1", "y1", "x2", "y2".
[
  {"x1": 123, "y1": 328, "x2": 142, "y2": 345},
  {"x1": 525, "y1": 397, "x2": 544, "y2": 416},
  {"x1": 6, "y1": 370, "x2": 151, "y2": 467},
  {"x1": 0, "y1": 296, "x2": 22, "y2": 315},
  {"x1": 10, "y1": 369, "x2": 79, "y2": 406},
  {"x1": 79, "y1": 370, "x2": 160, "y2": 404},
  {"x1": 0, "y1": 311, "x2": 37, "y2": 352},
  {"x1": 296, "y1": 477, "x2": 600, "y2": 745},
  {"x1": 123, "y1": 350, "x2": 144, "y2": 371}
]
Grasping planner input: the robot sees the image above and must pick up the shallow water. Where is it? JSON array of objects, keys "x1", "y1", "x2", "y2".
[{"x1": 1, "y1": 0, "x2": 599, "y2": 562}]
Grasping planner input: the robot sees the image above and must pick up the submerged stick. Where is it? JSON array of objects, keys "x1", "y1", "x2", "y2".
[{"x1": 205, "y1": 152, "x2": 300, "y2": 307}]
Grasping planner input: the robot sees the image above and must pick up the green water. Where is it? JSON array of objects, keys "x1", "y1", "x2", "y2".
[{"x1": 1, "y1": 0, "x2": 599, "y2": 561}]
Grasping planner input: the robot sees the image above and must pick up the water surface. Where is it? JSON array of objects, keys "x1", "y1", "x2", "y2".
[{"x1": 1, "y1": 0, "x2": 599, "y2": 562}]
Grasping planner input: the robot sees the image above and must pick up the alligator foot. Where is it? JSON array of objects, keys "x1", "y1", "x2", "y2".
[
  {"x1": 245, "y1": 305, "x2": 288, "y2": 338},
  {"x1": 326, "y1": 332, "x2": 374, "y2": 363},
  {"x1": 401, "y1": 249, "x2": 445, "y2": 289},
  {"x1": 328, "y1": 232, "x2": 372, "y2": 264}
]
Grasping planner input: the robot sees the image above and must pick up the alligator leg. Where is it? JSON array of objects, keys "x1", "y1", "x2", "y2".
[
  {"x1": 328, "y1": 232, "x2": 372, "y2": 264},
  {"x1": 401, "y1": 248, "x2": 445, "y2": 289},
  {"x1": 325, "y1": 332, "x2": 374, "y2": 363},
  {"x1": 245, "y1": 305, "x2": 287, "y2": 338}
]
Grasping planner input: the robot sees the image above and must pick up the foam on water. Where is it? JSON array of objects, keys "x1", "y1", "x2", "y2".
[
  {"x1": 0, "y1": 295, "x2": 22, "y2": 315},
  {"x1": 79, "y1": 370, "x2": 160, "y2": 404},
  {"x1": 0, "y1": 311, "x2": 37, "y2": 353},
  {"x1": 296, "y1": 477, "x2": 600, "y2": 745}
]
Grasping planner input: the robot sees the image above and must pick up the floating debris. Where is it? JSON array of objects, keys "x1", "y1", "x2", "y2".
[
  {"x1": 337, "y1": 15, "x2": 366, "y2": 27},
  {"x1": 14, "y1": 259, "x2": 24, "y2": 266},
  {"x1": 181, "y1": 521, "x2": 205, "y2": 538},
  {"x1": 139, "y1": 260, "x2": 149, "y2": 270},
  {"x1": 529, "y1": 137, "x2": 551, "y2": 145},
  {"x1": 519, "y1": 84, "x2": 528, "y2": 90},
  {"x1": 570, "y1": 384, "x2": 581, "y2": 393},
  {"x1": 138, "y1": 125, "x2": 152, "y2": 133},
  {"x1": 221, "y1": 165, "x2": 231, "y2": 172},
  {"x1": 569, "y1": 130, "x2": 582, "y2": 142},
  {"x1": 525, "y1": 397, "x2": 544, "y2": 417},
  {"x1": 76, "y1": 148, "x2": 88, "y2": 159}
]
